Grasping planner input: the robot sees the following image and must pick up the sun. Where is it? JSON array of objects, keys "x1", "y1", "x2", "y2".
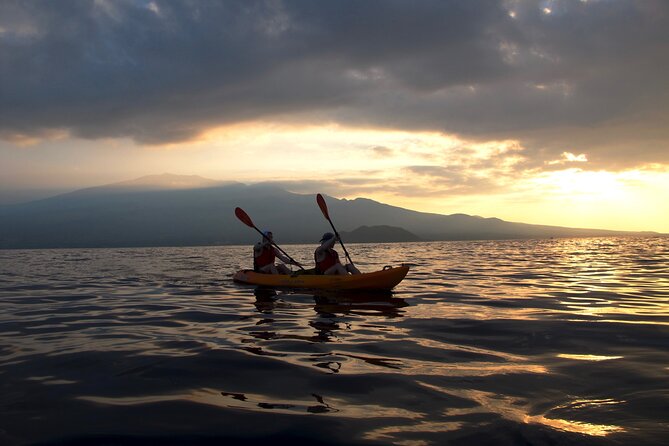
[{"x1": 510, "y1": 167, "x2": 669, "y2": 232}]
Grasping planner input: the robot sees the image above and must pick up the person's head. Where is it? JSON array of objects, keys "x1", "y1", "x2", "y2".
[
  {"x1": 262, "y1": 230, "x2": 273, "y2": 241},
  {"x1": 320, "y1": 232, "x2": 334, "y2": 244}
]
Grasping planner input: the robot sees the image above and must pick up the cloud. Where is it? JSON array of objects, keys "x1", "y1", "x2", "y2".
[
  {"x1": 403, "y1": 165, "x2": 508, "y2": 196},
  {"x1": 1, "y1": 0, "x2": 668, "y2": 170},
  {"x1": 370, "y1": 145, "x2": 394, "y2": 158},
  {"x1": 547, "y1": 151, "x2": 587, "y2": 166},
  {"x1": 258, "y1": 137, "x2": 524, "y2": 198}
]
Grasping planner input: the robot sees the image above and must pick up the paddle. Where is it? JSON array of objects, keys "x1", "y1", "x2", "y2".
[
  {"x1": 234, "y1": 207, "x2": 304, "y2": 270},
  {"x1": 316, "y1": 193, "x2": 355, "y2": 268}
]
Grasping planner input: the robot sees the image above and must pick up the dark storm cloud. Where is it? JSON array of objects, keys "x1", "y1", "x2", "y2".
[{"x1": 1, "y1": 0, "x2": 668, "y2": 168}]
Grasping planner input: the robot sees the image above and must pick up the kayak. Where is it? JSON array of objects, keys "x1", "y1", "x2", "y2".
[
  {"x1": 234, "y1": 265, "x2": 409, "y2": 291},
  {"x1": 233, "y1": 265, "x2": 409, "y2": 291}
]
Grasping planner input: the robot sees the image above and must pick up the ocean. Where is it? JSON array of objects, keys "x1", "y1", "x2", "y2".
[{"x1": 1, "y1": 237, "x2": 668, "y2": 445}]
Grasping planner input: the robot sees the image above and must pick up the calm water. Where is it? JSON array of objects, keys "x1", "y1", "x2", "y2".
[{"x1": 1, "y1": 237, "x2": 668, "y2": 445}]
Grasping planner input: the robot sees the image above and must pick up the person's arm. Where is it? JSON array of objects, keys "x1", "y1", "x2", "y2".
[
  {"x1": 315, "y1": 236, "x2": 337, "y2": 262},
  {"x1": 320, "y1": 236, "x2": 337, "y2": 250}
]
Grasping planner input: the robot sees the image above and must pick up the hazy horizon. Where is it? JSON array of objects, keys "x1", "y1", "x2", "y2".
[
  {"x1": 1, "y1": 173, "x2": 666, "y2": 236},
  {"x1": 2, "y1": 1, "x2": 669, "y2": 233}
]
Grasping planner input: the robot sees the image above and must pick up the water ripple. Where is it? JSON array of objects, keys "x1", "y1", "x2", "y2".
[{"x1": 1, "y1": 237, "x2": 668, "y2": 445}]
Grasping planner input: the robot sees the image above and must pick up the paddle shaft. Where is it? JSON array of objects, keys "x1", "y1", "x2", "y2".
[
  {"x1": 327, "y1": 220, "x2": 355, "y2": 267},
  {"x1": 254, "y1": 227, "x2": 304, "y2": 270},
  {"x1": 235, "y1": 207, "x2": 304, "y2": 270},
  {"x1": 316, "y1": 194, "x2": 355, "y2": 267}
]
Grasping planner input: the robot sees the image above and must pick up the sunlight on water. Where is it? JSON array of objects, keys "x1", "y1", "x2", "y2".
[
  {"x1": 557, "y1": 354, "x2": 624, "y2": 361},
  {"x1": 523, "y1": 414, "x2": 625, "y2": 436},
  {"x1": 420, "y1": 383, "x2": 625, "y2": 437}
]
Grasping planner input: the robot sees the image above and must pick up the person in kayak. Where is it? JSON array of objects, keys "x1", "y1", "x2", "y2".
[
  {"x1": 254, "y1": 231, "x2": 301, "y2": 274},
  {"x1": 314, "y1": 232, "x2": 361, "y2": 275}
]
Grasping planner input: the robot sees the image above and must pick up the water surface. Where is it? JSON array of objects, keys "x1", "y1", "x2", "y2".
[{"x1": 1, "y1": 237, "x2": 668, "y2": 445}]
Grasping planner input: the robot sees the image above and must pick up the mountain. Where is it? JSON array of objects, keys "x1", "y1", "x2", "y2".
[
  {"x1": 339, "y1": 225, "x2": 421, "y2": 243},
  {"x1": 0, "y1": 175, "x2": 661, "y2": 249}
]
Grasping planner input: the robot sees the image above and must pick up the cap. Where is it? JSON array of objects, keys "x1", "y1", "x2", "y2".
[{"x1": 320, "y1": 232, "x2": 334, "y2": 242}]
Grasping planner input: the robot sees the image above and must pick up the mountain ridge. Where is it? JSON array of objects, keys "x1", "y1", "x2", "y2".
[
  {"x1": 339, "y1": 225, "x2": 422, "y2": 243},
  {"x1": 0, "y1": 175, "x2": 662, "y2": 249}
]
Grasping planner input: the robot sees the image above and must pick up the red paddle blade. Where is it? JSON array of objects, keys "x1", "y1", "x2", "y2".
[
  {"x1": 234, "y1": 207, "x2": 255, "y2": 228},
  {"x1": 316, "y1": 193, "x2": 330, "y2": 219}
]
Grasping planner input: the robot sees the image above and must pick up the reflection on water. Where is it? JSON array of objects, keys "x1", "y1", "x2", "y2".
[
  {"x1": 557, "y1": 354, "x2": 624, "y2": 361},
  {"x1": 253, "y1": 287, "x2": 408, "y2": 317},
  {"x1": 525, "y1": 415, "x2": 624, "y2": 437},
  {"x1": 80, "y1": 389, "x2": 337, "y2": 416},
  {"x1": 419, "y1": 383, "x2": 626, "y2": 438},
  {"x1": 0, "y1": 237, "x2": 668, "y2": 445},
  {"x1": 245, "y1": 288, "x2": 409, "y2": 371}
]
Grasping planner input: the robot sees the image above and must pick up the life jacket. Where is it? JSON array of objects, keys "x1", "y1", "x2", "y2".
[
  {"x1": 315, "y1": 248, "x2": 339, "y2": 274},
  {"x1": 254, "y1": 245, "x2": 275, "y2": 272}
]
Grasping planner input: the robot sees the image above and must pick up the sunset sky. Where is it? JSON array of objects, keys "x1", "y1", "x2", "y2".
[{"x1": 1, "y1": 0, "x2": 668, "y2": 232}]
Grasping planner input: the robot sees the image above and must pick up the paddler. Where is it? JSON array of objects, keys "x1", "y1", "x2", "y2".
[
  {"x1": 254, "y1": 230, "x2": 301, "y2": 274},
  {"x1": 314, "y1": 232, "x2": 361, "y2": 275}
]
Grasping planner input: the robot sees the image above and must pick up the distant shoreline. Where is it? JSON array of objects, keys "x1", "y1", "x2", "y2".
[{"x1": 1, "y1": 233, "x2": 666, "y2": 251}]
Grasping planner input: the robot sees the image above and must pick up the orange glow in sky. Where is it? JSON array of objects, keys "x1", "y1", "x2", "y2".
[{"x1": 1, "y1": 122, "x2": 668, "y2": 233}]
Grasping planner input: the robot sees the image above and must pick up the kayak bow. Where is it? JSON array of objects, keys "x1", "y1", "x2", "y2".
[{"x1": 233, "y1": 265, "x2": 409, "y2": 291}]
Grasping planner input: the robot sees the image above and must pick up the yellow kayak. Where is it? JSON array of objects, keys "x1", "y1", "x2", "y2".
[{"x1": 233, "y1": 265, "x2": 409, "y2": 291}]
